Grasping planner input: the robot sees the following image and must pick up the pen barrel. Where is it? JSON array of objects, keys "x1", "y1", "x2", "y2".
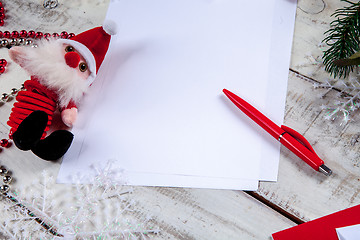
[{"x1": 280, "y1": 133, "x2": 324, "y2": 170}]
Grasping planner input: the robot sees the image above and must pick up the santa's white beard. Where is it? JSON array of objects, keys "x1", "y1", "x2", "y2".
[{"x1": 17, "y1": 39, "x2": 89, "y2": 108}]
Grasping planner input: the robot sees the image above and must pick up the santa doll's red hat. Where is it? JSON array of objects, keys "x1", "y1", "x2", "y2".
[{"x1": 59, "y1": 20, "x2": 117, "y2": 85}]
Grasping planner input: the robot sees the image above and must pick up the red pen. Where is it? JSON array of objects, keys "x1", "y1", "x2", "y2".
[{"x1": 223, "y1": 89, "x2": 332, "y2": 176}]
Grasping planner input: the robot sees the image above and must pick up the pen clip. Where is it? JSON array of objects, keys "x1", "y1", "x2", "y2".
[{"x1": 280, "y1": 125, "x2": 316, "y2": 154}]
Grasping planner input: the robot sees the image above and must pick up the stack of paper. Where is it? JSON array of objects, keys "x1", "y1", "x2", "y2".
[{"x1": 57, "y1": 0, "x2": 298, "y2": 190}]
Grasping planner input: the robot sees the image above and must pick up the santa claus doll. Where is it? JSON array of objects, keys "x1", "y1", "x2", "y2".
[{"x1": 7, "y1": 22, "x2": 116, "y2": 161}]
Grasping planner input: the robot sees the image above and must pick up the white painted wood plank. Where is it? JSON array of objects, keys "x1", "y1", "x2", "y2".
[{"x1": 131, "y1": 188, "x2": 296, "y2": 239}]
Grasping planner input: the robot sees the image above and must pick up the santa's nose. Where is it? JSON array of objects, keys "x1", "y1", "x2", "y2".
[{"x1": 65, "y1": 52, "x2": 80, "y2": 68}]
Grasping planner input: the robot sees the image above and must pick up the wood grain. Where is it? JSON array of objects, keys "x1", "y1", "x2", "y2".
[{"x1": 131, "y1": 188, "x2": 295, "y2": 239}]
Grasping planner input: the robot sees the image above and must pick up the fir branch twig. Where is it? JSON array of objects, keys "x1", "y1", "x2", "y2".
[{"x1": 322, "y1": 0, "x2": 360, "y2": 78}]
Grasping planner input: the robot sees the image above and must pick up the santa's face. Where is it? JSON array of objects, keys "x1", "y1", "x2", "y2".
[
  {"x1": 62, "y1": 44, "x2": 91, "y2": 80},
  {"x1": 8, "y1": 39, "x2": 93, "y2": 108}
]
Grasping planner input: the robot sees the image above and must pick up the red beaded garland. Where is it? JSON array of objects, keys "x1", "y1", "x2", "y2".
[
  {"x1": 0, "y1": 1, "x2": 4, "y2": 26},
  {"x1": 44, "y1": 33, "x2": 51, "y2": 39},
  {"x1": 60, "y1": 31, "x2": 68, "y2": 39},
  {"x1": 19, "y1": 30, "x2": 28, "y2": 38},
  {"x1": 35, "y1": 31, "x2": 43, "y2": 39},
  {"x1": 0, "y1": 59, "x2": 7, "y2": 66},
  {"x1": 11, "y1": 31, "x2": 19, "y2": 38},
  {"x1": 0, "y1": 30, "x2": 75, "y2": 41},
  {"x1": 3, "y1": 31, "x2": 10, "y2": 38},
  {"x1": 0, "y1": 139, "x2": 11, "y2": 148},
  {"x1": 28, "y1": 30, "x2": 36, "y2": 38}
]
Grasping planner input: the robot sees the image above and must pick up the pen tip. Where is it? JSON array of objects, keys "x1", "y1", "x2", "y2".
[{"x1": 319, "y1": 164, "x2": 332, "y2": 176}]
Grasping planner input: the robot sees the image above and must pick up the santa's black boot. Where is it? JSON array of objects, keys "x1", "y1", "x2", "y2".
[
  {"x1": 31, "y1": 130, "x2": 74, "y2": 161},
  {"x1": 12, "y1": 110, "x2": 48, "y2": 151}
]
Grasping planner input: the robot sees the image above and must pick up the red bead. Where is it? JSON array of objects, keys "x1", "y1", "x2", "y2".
[
  {"x1": 28, "y1": 30, "x2": 36, "y2": 38},
  {"x1": 0, "y1": 66, "x2": 5, "y2": 73},
  {"x1": 0, "y1": 139, "x2": 11, "y2": 148},
  {"x1": 44, "y1": 33, "x2": 51, "y2": 39},
  {"x1": 0, "y1": 2, "x2": 3, "y2": 7},
  {"x1": 0, "y1": 20, "x2": 4, "y2": 27},
  {"x1": 0, "y1": 12, "x2": 5, "y2": 20},
  {"x1": 0, "y1": 31, "x2": 3, "y2": 38},
  {"x1": 19, "y1": 30, "x2": 28, "y2": 38},
  {"x1": 35, "y1": 32, "x2": 43, "y2": 39},
  {"x1": 8, "y1": 131, "x2": 13, "y2": 140},
  {"x1": 11, "y1": 31, "x2": 19, "y2": 38},
  {"x1": 3, "y1": 31, "x2": 10, "y2": 38},
  {"x1": 60, "y1": 31, "x2": 68, "y2": 39},
  {"x1": 0, "y1": 7, "x2": 4, "y2": 13},
  {"x1": 0, "y1": 59, "x2": 7, "y2": 66},
  {"x1": 68, "y1": 33, "x2": 75, "y2": 39},
  {"x1": 52, "y1": 32, "x2": 59, "y2": 38}
]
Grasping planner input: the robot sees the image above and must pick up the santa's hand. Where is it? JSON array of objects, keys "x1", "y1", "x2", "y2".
[{"x1": 61, "y1": 107, "x2": 78, "y2": 127}]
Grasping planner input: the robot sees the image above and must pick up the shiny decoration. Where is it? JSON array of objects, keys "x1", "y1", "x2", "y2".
[
  {"x1": 0, "y1": 30, "x2": 74, "y2": 49},
  {"x1": 28, "y1": 30, "x2": 36, "y2": 38},
  {"x1": 1, "y1": 93, "x2": 8, "y2": 101},
  {"x1": 43, "y1": 0, "x2": 58, "y2": 9},
  {"x1": 0, "y1": 139, "x2": 11, "y2": 148},
  {"x1": 60, "y1": 31, "x2": 68, "y2": 39},
  {"x1": 11, "y1": 88, "x2": 18, "y2": 95},
  {"x1": 3, "y1": 31, "x2": 10, "y2": 38},
  {"x1": 0, "y1": 58, "x2": 7, "y2": 66},
  {"x1": 19, "y1": 30, "x2": 27, "y2": 38},
  {"x1": 25, "y1": 39, "x2": 33, "y2": 45},
  {"x1": 10, "y1": 38, "x2": 18, "y2": 46},
  {"x1": 3, "y1": 175, "x2": 11, "y2": 184},
  {"x1": 0, "y1": 184, "x2": 9, "y2": 193},
  {"x1": 11, "y1": 31, "x2": 19, "y2": 38},
  {"x1": 35, "y1": 31, "x2": 43, "y2": 39},
  {"x1": 0, "y1": 166, "x2": 7, "y2": 175},
  {"x1": 1, "y1": 39, "x2": 8, "y2": 47}
]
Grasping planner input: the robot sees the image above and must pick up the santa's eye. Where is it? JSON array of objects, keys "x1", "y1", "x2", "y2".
[
  {"x1": 65, "y1": 46, "x2": 74, "y2": 52},
  {"x1": 79, "y1": 62, "x2": 88, "y2": 72}
]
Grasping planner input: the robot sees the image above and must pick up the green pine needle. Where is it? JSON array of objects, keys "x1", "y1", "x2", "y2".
[{"x1": 322, "y1": 0, "x2": 360, "y2": 78}]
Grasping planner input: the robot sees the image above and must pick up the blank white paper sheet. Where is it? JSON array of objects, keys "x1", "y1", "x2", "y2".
[{"x1": 58, "y1": 0, "x2": 297, "y2": 190}]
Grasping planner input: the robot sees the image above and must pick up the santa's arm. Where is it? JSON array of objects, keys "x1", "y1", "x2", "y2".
[{"x1": 60, "y1": 101, "x2": 78, "y2": 127}]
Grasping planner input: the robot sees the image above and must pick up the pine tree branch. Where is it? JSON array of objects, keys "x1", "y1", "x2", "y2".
[{"x1": 322, "y1": 0, "x2": 360, "y2": 78}]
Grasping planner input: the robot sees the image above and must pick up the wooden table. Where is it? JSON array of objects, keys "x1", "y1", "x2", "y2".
[{"x1": 0, "y1": 0, "x2": 359, "y2": 239}]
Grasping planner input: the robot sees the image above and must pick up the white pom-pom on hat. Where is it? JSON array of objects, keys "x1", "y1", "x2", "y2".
[{"x1": 103, "y1": 19, "x2": 118, "y2": 35}]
